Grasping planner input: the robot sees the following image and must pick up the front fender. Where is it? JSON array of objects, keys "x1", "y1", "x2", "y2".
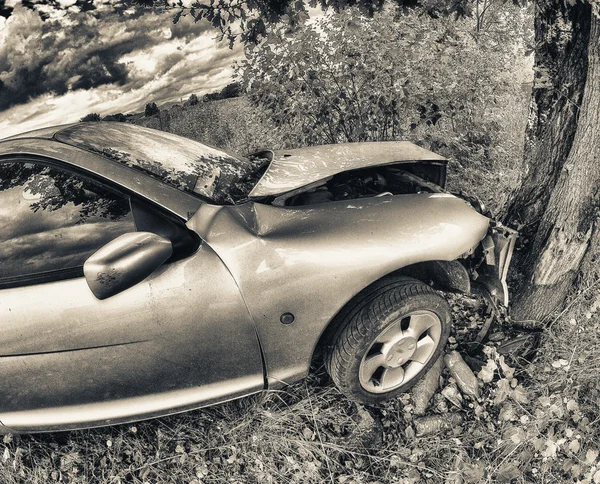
[{"x1": 188, "y1": 193, "x2": 489, "y2": 386}]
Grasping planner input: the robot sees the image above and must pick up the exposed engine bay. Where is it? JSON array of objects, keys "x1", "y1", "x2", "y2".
[{"x1": 270, "y1": 162, "x2": 447, "y2": 207}]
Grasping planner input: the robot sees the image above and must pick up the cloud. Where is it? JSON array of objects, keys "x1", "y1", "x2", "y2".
[
  {"x1": 0, "y1": 3, "x2": 217, "y2": 112},
  {"x1": 0, "y1": 3, "x2": 243, "y2": 137}
]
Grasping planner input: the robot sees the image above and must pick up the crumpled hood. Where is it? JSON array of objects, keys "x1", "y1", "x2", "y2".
[{"x1": 249, "y1": 141, "x2": 447, "y2": 198}]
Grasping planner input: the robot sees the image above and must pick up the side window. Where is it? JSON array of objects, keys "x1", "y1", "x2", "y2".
[{"x1": 0, "y1": 161, "x2": 136, "y2": 283}]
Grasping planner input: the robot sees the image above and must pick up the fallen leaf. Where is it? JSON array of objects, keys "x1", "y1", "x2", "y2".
[
  {"x1": 478, "y1": 360, "x2": 497, "y2": 383},
  {"x1": 511, "y1": 385, "x2": 529, "y2": 404},
  {"x1": 586, "y1": 449, "x2": 599, "y2": 465},
  {"x1": 541, "y1": 439, "x2": 557, "y2": 458},
  {"x1": 551, "y1": 359, "x2": 569, "y2": 368},
  {"x1": 569, "y1": 440, "x2": 581, "y2": 454}
]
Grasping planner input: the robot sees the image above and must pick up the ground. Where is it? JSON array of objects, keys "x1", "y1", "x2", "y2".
[{"x1": 1, "y1": 102, "x2": 598, "y2": 483}]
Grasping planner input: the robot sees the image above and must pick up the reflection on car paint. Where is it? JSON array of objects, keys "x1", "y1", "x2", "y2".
[
  {"x1": 188, "y1": 194, "x2": 490, "y2": 386},
  {"x1": 56, "y1": 123, "x2": 254, "y2": 203}
]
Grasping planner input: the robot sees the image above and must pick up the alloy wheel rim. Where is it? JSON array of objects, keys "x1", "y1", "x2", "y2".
[{"x1": 359, "y1": 310, "x2": 442, "y2": 394}]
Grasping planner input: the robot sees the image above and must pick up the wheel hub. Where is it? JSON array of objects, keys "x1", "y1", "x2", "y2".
[
  {"x1": 384, "y1": 336, "x2": 417, "y2": 368},
  {"x1": 358, "y1": 309, "x2": 443, "y2": 394}
]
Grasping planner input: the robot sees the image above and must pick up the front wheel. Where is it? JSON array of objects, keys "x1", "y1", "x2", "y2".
[{"x1": 326, "y1": 277, "x2": 451, "y2": 405}]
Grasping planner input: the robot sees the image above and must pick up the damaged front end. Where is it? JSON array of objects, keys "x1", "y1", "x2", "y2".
[
  {"x1": 467, "y1": 222, "x2": 518, "y2": 307},
  {"x1": 450, "y1": 191, "x2": 517, "y2": 308},
  {"x1": 246, "y1": 141, "x2": 518, "y2": 307}
]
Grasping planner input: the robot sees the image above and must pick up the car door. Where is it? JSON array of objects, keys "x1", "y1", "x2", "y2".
[{"x1": 0, "y1": 159, "x2": 264, "y2": 432}]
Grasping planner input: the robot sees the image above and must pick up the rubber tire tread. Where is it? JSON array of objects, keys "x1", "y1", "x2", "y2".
[{"x1": 326, "y1": 277, "x2": 451, "y2": 405}]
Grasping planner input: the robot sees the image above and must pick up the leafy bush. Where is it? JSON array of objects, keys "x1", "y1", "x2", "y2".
[
  {"x1": 184, "y1": 93, "x2": 199, "y2": 107},
  {"x1": 203, "y1": 82, "x2": 242, "y2": 102},
  {"x1": 80, "y1": 113, "x2": 101, "y2": 122},
  {"x1": 102, "y1": 113, "x2": 127, "y2": 122},
  {"x1": 144, "y1": 102, "x2": 159, "y2": 117},
  {"x1": 239, "y1": 6, "x2": 531, "y2": 215}
]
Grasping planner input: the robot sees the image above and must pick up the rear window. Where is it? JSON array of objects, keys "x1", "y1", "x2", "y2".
[{"x1": 55, "y1": 123, "x2": 253, "y2": 204}]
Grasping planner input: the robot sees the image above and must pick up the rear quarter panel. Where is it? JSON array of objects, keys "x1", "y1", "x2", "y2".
[{"x1": 188, "y1": 193, "x2": 489, "y2": 386}]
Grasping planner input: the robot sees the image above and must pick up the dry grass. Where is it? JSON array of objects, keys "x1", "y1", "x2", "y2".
[{"x1": 133, "y1": 97, "x2": 279, "y2": 156}]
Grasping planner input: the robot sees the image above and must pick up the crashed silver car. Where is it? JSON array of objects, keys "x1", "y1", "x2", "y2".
[{"x1": 0, "y1": 123, "x2": 516, "y2": 433}]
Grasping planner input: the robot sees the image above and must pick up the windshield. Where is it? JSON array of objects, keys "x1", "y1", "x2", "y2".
[{"x1": 55, "y1": 123, "x2": 254, "y2": 204}]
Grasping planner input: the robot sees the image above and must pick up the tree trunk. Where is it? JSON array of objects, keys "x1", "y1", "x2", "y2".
[
  {"x1": 509, "y1": 3, "x2": 600, "y2": 324},
  {"x1": 508, "y1": 2, "x2": 591, "y2": 226}
]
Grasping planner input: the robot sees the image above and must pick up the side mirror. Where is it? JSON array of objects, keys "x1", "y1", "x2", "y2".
[{"x1": 84, "y1": 232, "x2": 173, "y2": 300}]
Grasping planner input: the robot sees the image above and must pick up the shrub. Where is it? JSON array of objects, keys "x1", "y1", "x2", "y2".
[
  {"x1": 238, "y1": 6, "x2": 530, "y2": 215},
  {"x1": 144, "y1": 102, "x2": 160, "y2": 117},
  {"x1": 102, "y1": 113, "x2": 127, "y2": 122},
  {"x1": 202, "y1": 82, "x2": 242, "y2": 102},
  {"x1": 184, "y1": 94, "x2": 199, "y2": 107},
  {"x1": 80, "y1": 113, "x2": 101, "y2": 122}
]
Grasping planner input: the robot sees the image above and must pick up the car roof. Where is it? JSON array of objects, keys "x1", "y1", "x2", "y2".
[
  {"x1": 248, "y1": 141, "x2": 447, "y2": 198},
  {"x1": 0, "y1": 126, "x2": 204, "y2": 220},
  {"x1": 53, "y1": 123, "x2": 251, "y2": 201}
]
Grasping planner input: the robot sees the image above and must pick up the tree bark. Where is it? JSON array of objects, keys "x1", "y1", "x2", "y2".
[
  {"x1": 510, "y1": 3, "x2": 600, "y2": 324},
  {"x1": 508, "y1": 2, "x2": 591, "y2": 226}
]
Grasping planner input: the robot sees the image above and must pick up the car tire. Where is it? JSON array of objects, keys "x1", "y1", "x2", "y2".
[{"x1": 326, "y1": 277, "x2": 451, "y2": 405}]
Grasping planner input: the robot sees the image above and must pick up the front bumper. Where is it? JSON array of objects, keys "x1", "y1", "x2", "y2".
[{"x1": 473, "y1": 223, "x2": 518, "y2": 306}]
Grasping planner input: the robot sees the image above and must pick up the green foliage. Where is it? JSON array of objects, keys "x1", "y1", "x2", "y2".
[{"x1": 79, "y1": 113, "x2": 101, "y2": 122}]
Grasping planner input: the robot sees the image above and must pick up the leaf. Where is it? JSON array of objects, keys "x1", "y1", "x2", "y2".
[
  {"x1": 498, "y1": 357, "x2": 515, "y2": 379},
  {"x1": 586, "y1": 449, "x2": 599, "y2": 465},
  {"x1": 477, "y1": 360, "x2": 497, "y2": 383},
  {"x1": 540, "y1": 439, "x2": 557, "y2": 458},
  {"x1": 533, "y1": 438, "x2": 546, "y2": 451},
  {"x1": 511, "y1": 385, "x2": 529, "y2": 404},
  {"x1": 569, "y1": 440, "x2": 580, "y2": 454},
  {"x1": 499, "y1": 403, "x2": 516, "y2": 421},
  {"x1": 496, "y1": 461, "x2": 521, "y2": 481},
  {"x1": 463, "y1": 461, "x2": 485, "y2": 483},
  {"x1": 538, "y1": 396, "x2": 552, "y2": 406},
  {"x1": 508, "y1": 427, "x2": 526, "y2": 445},
  {"x1": 494, "y1": 379, "x2": 511, "y2": 405}
]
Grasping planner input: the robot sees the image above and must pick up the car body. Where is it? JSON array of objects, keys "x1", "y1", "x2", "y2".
[{"x1": 0, "y1": 122, "x2": 516, "y2": 433}]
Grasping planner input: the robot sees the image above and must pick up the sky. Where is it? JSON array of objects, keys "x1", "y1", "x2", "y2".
[{"x1": 0, "y1": 1, "x2": 245, "y2": 138}]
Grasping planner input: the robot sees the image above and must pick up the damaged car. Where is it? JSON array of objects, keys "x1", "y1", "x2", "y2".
[{"x1": 0, "y1": 122, "x2": 516, "y2": 433}]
